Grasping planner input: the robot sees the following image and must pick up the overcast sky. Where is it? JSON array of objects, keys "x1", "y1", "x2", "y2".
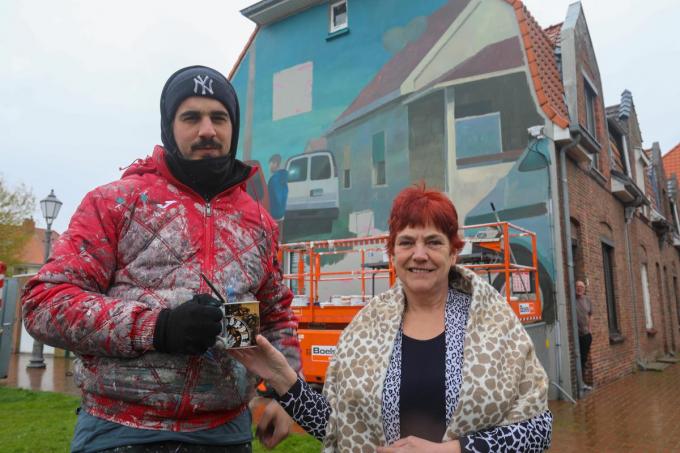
[{"x1": 2, "y1": 0, "x2": 678, "y2": 234}]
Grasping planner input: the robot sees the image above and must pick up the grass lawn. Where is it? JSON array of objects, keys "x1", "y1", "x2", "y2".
[{"x1": 0, "y1": 386, "x2": 320, "y2": 452}]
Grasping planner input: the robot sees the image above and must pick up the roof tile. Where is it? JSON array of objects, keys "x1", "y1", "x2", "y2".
[
  {"x1": 508, "y1": 1, "x2": 569, "y2": 129},
  {"x1": 662, "y1": 142, "x2": 680, "y2": 179}
]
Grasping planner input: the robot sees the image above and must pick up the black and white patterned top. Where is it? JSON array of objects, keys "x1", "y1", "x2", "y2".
[{"x1": 278, "y1": 288, "x2": 553, "y2": 451}]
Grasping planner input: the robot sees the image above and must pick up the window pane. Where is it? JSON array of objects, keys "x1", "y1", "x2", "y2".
[
  {"x1": 641, "y1": 264, "x2": 654, "y2": 329},
  {"x1": 602, "y1": 243, "x2": 619, "y2": 334},
  {"x1": 376, "y1": 161, "x2": 386, "y2": 185},
  {"x1": 288, "y1": 158, "x2": 307, "y2": 182},
  {"x1": 455, "y1": 112, "x2": 502, "y2": 159},
  {"x1": 372, "y1": 132, "x2": 385, "y2": 163},
  {"x1": 311, "y1": 155, "x2": 331, "y2": 180},
  {"x1": 584, "y1": 82, "x2": 596, "y2": 136},
  {"x1": 333, "y1": 3, "x2": 347, "y2": 27}
]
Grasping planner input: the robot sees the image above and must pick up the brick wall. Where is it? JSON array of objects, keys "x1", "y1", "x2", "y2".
[{"x1": 561, "y1": 154, "x2": 680, "y2": 391}]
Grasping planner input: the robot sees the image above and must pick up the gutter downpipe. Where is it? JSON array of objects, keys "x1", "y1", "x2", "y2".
[
  {"x1": 623, "y1": 203, "x2": 644, "y2": 370},
  {"x1": 558, "y1": 127, "x2": 585, "y2": 399}
]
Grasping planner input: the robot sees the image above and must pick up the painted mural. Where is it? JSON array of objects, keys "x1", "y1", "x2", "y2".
[{"x1": 232, "y1": 0, "x2": 558, "y2": 320}]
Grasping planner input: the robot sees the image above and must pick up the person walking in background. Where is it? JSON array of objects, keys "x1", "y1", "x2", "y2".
[
  {"x1": 22, "y1": 65, "x2": 300, "y2": 453},
  {"x1": 267, "y1": 153, "x2": 288, "y2": 240},
  {"x1": 575, "y1": 280, "x2": 593, "y2": 390}
]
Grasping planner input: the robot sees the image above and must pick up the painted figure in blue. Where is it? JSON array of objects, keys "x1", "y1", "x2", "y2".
[{"x1": 268, "y1": 153, "x2": 289, "y2": 224}]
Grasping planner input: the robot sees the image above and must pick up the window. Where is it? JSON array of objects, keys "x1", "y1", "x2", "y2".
[
  {"x1": 634, "y1": 149, "x2": 648, "y2": 213},
  {"x1": 584, "y1": 79, "x2": 597, "y2": 138},
  {"x1": 342, "y1": 145, "x2": 351, "y2": 189},
  {"x1": 674, "y1": 277, "x2": 680, "y2": 330},
  {"x1": 601, "y1": 242, "x2": 621, "y2": 336},
  {"x1": 372, "y1": 131, "x2": 386, "y2": 186},
  {"x1": 640, "y1": 264, "x2": 654, "y2": 330},
  {"x1": 455, "y1": 112, "x2": 502, "y2": 159},
  {"x1": 287, "y1": 158, "x2": 308, "y2": 183},
  {"x1": 329, "y1": 0, "x2": 348, "y2": 33},
  {"x1": 311, "y1": 155, "x2": 331, "y2": 181},
  {"x1": 591, "y1": 148, "x2": 600, "y2": 171},
  {"x1": 272, "y1": 62, "x2": 313, "y2": 121},
  {"x1": 343, "y1": 169, "x2": 351, "y2": 189}
]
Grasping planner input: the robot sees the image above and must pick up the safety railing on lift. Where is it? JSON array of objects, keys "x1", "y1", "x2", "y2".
[{"x1": 280, "y1": 221, "x2": 542, "y2": 323}]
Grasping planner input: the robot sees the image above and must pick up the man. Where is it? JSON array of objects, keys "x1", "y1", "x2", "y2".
[
  {"x1": 22, "y1": 66, "x2": 300, "y2": 452},
  {"x1": 575, "y1": 280, "x2": 593, "y2": 389},
  {"x1": 267, "y1": 153, "x2": 288, "y2": 238}
]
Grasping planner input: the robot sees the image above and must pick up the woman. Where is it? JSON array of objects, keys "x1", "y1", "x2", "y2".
[{"x1": 232, "y1": 185, "x2": 552, "y2": 452}]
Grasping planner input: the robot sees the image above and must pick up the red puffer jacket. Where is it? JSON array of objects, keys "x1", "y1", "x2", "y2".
[{"x1": 22, "y1": 146, "x2": 300, "y2": 431}]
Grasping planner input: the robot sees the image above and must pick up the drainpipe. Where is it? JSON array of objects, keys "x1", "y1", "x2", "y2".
[
  {"x1": 623, "y1": 202, "x2": 644, "y2": 369},
  {"x1": 558, "y1": 128, "x2": 586, "y2": 398}
]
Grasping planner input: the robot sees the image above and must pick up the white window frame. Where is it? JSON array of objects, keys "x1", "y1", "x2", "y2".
[{"x1": 329, "y1": 0, "x2": 348, "y2": 34}]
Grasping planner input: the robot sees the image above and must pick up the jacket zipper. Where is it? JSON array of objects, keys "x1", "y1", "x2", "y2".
[{"x1": 175, "y1": 201, "x2": 214, "y2": 425}]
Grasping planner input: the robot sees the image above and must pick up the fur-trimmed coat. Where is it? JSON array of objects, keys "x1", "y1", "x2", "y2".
[{"x1": 321, "y1": 265, "x2": 549, "y2": 451}]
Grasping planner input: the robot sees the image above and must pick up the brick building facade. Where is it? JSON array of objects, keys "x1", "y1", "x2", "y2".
[{"x1": 555, "y1": 3, "x2": 680, "y2": 395}]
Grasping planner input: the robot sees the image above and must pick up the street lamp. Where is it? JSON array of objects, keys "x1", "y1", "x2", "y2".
[{"x1": 27, "y1": 189, "x2": 62, "y2": 369}]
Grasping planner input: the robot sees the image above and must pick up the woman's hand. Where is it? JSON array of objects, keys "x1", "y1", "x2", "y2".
[
  {"x1": 376, "y1": 437, "x2": 461, "y2": 453},
  {"x1": 228, "y1": 334, "x2": 298, "y2": 395},
  {"x1": 255, "y1": 399, "x2": 293, "y2": 449}
]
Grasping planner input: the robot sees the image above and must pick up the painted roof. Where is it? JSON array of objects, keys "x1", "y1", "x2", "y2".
[
  {"x1": 663, "y1": 142, "x2": 680, "y2": 179},
  {"x1": 514, "y1": 1, "x2": 569, "y2": 128},
  {"x1": 334, "y1": 0, "x2": 569, "y2": 129},
  {"x1": 337, "y1": 0, "x2": 471, "y2": 121},
  {"x1": 231, "y1": 0, "x2": 571, "y2": 130}
]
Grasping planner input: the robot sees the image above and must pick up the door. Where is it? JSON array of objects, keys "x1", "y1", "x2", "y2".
[
  {"x1": 0, "y1": 278, "x2": 19, "y2": 378},
  {"x1": 408, "y1": 91, "x2": 446, "y2": 189}
]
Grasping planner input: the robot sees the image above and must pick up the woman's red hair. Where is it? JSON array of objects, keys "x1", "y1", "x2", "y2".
[{"x1": 387, "y1": 183, "x2": 464, "y2": 255}]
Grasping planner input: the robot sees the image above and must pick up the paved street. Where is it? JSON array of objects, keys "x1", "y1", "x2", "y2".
[{"x1": 2, "y1": 353, "x2": 679, "y2": 451}]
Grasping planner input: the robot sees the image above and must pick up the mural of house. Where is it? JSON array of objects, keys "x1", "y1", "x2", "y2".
[{"x1": 231, "y1": 0, "x2": 680, "y2": 399}]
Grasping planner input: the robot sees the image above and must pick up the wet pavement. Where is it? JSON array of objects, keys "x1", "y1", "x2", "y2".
[{"x1": 2, "y1": 353, "x2": 680, "y2": 451}]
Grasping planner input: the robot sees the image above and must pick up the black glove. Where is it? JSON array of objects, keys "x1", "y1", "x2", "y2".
[{"x1": 153, "y1": 294, "x2": 223, "y2": 354}]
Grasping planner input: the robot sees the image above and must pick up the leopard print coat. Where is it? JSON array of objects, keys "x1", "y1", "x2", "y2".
[{"x1": 321, "y1": 265, "x2": 549, "y2": 452}]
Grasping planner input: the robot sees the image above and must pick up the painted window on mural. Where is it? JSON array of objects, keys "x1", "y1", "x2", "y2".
[
  {"x1": 288, "y1": 157, "x2": 308, "y2": 183},
  {"x1": 455, "y1": 112, "x2": 502, "y2": 159},
  {"x1": 372, "y1": 131, "x2": 387, "y2": 186},
  {"x1": 273, "y1": 62, "x2": 313, "y2": 121},
  {"x1": 342, "y1": 146, "x2": 351, "y2": 189},
  {"x1": 343, "y1": 169, "x2": 351, "y2": 189},
  {"x1": 329, "y1": 0, "x2": 348, "y2": 33},
  {"x1": 311, "y1": 154, "x2": 332, "y2": 181}
]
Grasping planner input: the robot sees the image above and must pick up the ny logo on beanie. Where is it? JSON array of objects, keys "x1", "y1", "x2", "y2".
[{"x1": 193, "y1": 75, "x2": 214, "y2": 96}]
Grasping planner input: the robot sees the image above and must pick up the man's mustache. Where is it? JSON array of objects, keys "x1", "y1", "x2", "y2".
[{"x1": 191, "y1": 139, "x2": 223, "y2": 151}]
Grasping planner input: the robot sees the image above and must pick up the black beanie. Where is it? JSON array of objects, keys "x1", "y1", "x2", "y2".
[{"x1": 160, "y1": 65, "x2": 240, "y2": 156}]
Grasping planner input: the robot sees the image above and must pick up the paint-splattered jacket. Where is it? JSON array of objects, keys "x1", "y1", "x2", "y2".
[{"x1": 22, "y1": 146, "x2": 301, "y2": 431}]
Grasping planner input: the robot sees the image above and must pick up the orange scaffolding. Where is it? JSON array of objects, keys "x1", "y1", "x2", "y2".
[{"x1": 279, "y1": 222, "x2": 542, "y2": 386}]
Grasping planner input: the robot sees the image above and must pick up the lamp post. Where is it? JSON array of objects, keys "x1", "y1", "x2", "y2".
[{"x1": 27, "y1": 189, "x2": 62, "y2": 369}]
